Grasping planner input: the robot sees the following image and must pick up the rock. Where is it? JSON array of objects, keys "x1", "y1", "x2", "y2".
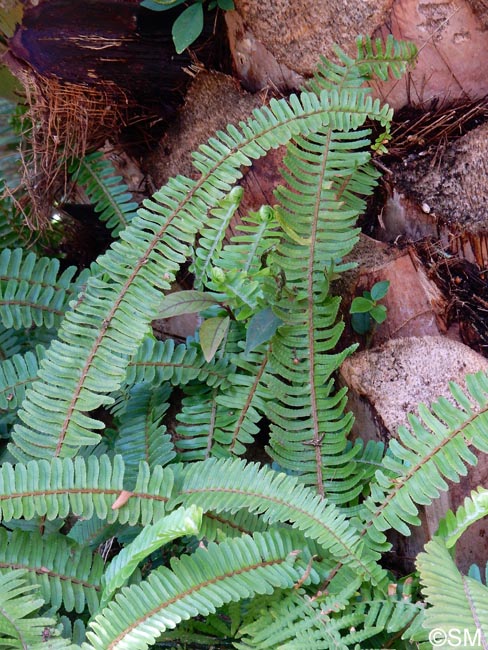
[
  {"x1": 147, "y1": 71, "x2": 287, "y2": 237},
  {"x1": 225, "y1": 10, "x2": 303, "y2": 92},
  {"x1": 375, "y1": 0, "x2": 488, "y2": 108},
  {"x1": 391, "y1": 122, "x2": 488, "y2": 266},
  {"x1": 227, "y1": 0, "x2": 488, "y2": 109},
  {"x1": 148, "y1": 71, "x2": 263, "y2": 187},
  {"x1": 229, "y1": 0, "x2": 392, "y2": 78},
  {"x1": 340, "y1": 335, "x2": 488, "y2": 570}
]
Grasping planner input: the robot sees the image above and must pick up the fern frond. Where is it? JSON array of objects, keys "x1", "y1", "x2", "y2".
[
  {"x1": 212, "y1": 205, "x2": 282, "y2": 277},
  {"x1": 436, "y1": 487, "x2": 488, "y2": 548},
  {"x1": 67, "y1": 515, "x2": 123, "y2": 550},
  {"x1": 113, "y1": 382, "x2": 175, "y2": 485},
  {"x1": 308, "y1": 35, "x2": 417, "y2": 94},
  {"x1": 83, "y1": 529, "x2": 318, "y2": 650},
  {"x1": 0, "y1": 249, "x2": 90, "y2": 331},
  {"x1": 211, "y1": 346, "x2": 270, "y2": 457},
  {"x1": 238, "y1": 581, "x2": 423, "y2": 650},
  {"x1": 101, "y1": 505, "x2": 202, "y2": 606},
  {"x1": 126, "y1": 336, "x2": 230, "y2": 389},
  {"x1": 0, "y1": 528, "x2": 103, "y2": 614},
  {"x1": 0, "y1": 569, "x2": 72, "y2": 649},
  {"x1": 0, "y1": 345, "x2": 45, "y2": 412},
  {"x1": 175, "y1": 383, "x2": 220, "y2": 461},
  {"x1": 201, "y1": 509, "x2": 270, "y2": 540},
  {"x1": 9, "y1": 88, "x2": 394, "y2": 461},
  {"x1": 417, "y1": 536, "x2": 488, "y2": 646},
  {"x1": 265, "y1": 127, "x2": 380, "y2": 498},
  {"x1": 0, "y1": 455, "x2": 171, "y2": 526},
  {"x1": 173, "y1": 457, "x2": 384, "y2": 584},
  {"x1": 191, "y1": 186, "x2": 244, "y2": 288},
  {"x1": 69, "y1": 153, "x2": 138, "y2": 236},
  {"x1": 359, "y1": 372, "x2": 488, "y2": 541}
]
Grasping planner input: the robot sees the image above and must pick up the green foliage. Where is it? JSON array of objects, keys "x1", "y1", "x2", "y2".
[
  {"x1": 6, "y1": 34, "x2": 481, "y2": 650},
  {"x1": 350, "y1": 279, "x2": 389, "y2": 335},
  {"x1": 140, "y1": 0, "x2": 235, "y2": 53},
  {"x1": 69, "y1": 153, "x2": 138, "y2": 237},
  {"x1": 0, "y1": 569, "x2": 73, "y2": 649}
]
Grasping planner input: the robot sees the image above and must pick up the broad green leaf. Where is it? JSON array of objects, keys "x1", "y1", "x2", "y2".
[
  {"x1": 158, "y1": 290, "x2": 221, "y2": 317},
  {"x1": 370, "y1": 304, "x2": 387, "y2": 323},
  {"x1": 245, "y1": 307, "x2": 282, "y2": 354},
  {"x1": 172, "y1": 3, "x2": 204, "y2": 53},
  {"x1": 350, "y1": 296, "x2": 374, "y2": 314},
  {"x1": 101, "y1": 505, "x2": 202, "y2": 606},
  {"x1": 370, "y1": 280, "x2": 390, "y2": 301},
  {"x1": 351, "y1": 311, "x2": 372, "y2": 335},
  {"x1": 200, "y1": 316, "x2": 230, "y2": 362},
  {"x1": 217, "y1": 0, "x2": 235, "y2": 8}
]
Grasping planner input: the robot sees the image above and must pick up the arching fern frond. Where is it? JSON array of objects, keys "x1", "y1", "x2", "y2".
[
  {"x1": 172, "y1": 457, "x2": 384, "y2": 584},
  {"x1": 69, "y1": 153, "x2": 138, "y2": 237},
  {"x1": 0, "y1": 528, "x2": 103, "y2": 614},
  {"x1": 0, "y1": 455, "x2": 171, "y2": 526},
  {"x1": 83, "y1": 529, "x2": 319, "y2": 650},
  {"x1": 417, "y1": 536, "x2": 488, "y2": 647},
  {"x1": 0, "y1": 249, "x2": 90, "y2": 331},
  {"x1": 0, "y1": 569, "x2": 73, "y2": 649},
  {"x1": 359, "y1": 371, "x2": 488, "y2": 543},
  {"x1": 100, "y1": 505, "x2": 202, "y2": 606},
  {"x1": 9, "y1": 88, "x2": 394, "y2": 461}
]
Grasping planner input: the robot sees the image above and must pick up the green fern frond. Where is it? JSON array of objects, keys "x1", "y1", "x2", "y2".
[
  {"x1": 175, "y1": 383, "x2": 218, "y2": 462},
  {"x1": 308, "y1": 35, "x2": 417, "y2": 94},
  {"x1": 0, "y1": 528, "x2": 103, "y2": 614},
  {"x1": 0, "y1": 455, "x2": 171, "y2": 526},
  {"x1": 0, "y1": 345, "x2": 45, "y2": 412},
  {"x1": 191, "y1": 186, "x2": 244, "y2": 288},
  {"x1": 200, "y1": 509, "x2": 270, "y2": 540},
  {"x1": 238, "y1": 581, "x2": 423, "y2": 650},
  {"x1": 113, "y1": 382, "x2": 175, "y2": 485},
  {"x1": 0, "y1": 569, "x2": 72, "y2": 649},
  {"x1": 265, "y1": 128, "x2": 380, "y2": 498},
  {"x1": 436, "y1": 487, "x2": 488, "y2": 548},
  {"x1": 417, "y1": 536, "x2": 488, "y2": 646},
  {"x1": 67, "y1": 515, "x2": 123, "y2": 550},
  {"x1": 83, "y1": 529, "x2": 318, "y2": 650},
  {"x1": 0, "y1": 249, "x2": 90, "y2": 331},
  {"x1": 100, "y1": 505, "x2": 202, "y2": 606},
  {"x1": 359, "y1": 372, "x2": 488, "y2": 541},
  {"x1": 69, "y1": 153, "x2": 138, "y2": 236},
  {"x1": 173, "y1": 457, "x2": 384, "y2": 584},
  {"x1": 177, "y1": 344, "x2": 271, "y2": 460},
  {"x1": 9, "y1": 88, "x2": 394, "y2": 461},
  {"x1": 212, "y1": 205, "x2": 281, "y2": 277},
  {"x1": 126, "y1": 336, "x2": 230, "y2": 389}
]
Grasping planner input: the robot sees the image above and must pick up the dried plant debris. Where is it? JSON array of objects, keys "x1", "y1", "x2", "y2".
[
  {"x1": 417, "y1": 241, "x2": 488, "y2": 356},
  {"x1": 3, "y1": 0, "x2": 198, "y2": 229}
]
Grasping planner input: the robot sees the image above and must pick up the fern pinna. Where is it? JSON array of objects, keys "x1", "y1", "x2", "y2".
[{"x1": 6, "y1": 35, "x2": 483, "y2": 650}]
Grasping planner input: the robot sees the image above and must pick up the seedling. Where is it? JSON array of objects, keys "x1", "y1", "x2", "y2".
[{"x1": 350, "y1": 280, "x2": 390, "y2": 335}]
